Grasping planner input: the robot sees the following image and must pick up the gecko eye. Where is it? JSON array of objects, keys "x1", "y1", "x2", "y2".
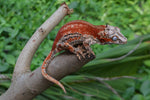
[{"x1": 112, "y1": 36, "x2": 118, "y2": 41}]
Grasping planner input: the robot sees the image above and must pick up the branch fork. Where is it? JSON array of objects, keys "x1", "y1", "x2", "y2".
[{"x1": 0, "y1": 3, "x2": 93, "y2": 100}]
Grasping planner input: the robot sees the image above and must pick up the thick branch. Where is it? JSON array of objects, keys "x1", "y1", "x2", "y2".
[
  {"x1": 0, "y1": 52, "x2": 94, "y2": 100},
  {"x1": 14, "y1": 3, "x2": 72, "y2": 77}
]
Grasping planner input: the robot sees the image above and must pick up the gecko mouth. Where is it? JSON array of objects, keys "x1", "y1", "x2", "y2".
[
  {"x1": 104, "y1": 41, "x2": 127, "y2": 45},
  {"x1": 119, "y1": 39, "x2": 127, "y2": 44}
]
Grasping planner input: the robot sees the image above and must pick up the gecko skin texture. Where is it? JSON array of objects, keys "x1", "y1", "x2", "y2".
[{"x1": 41, "y1": 20, "x2": 127, "y2": 93}]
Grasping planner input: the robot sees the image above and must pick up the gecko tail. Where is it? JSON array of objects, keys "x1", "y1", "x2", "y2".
[
  {"x1": 41, "y1": 51, "x2": 66, "y2": 93},
  {"x1": 41, "y1": 68, "x2": 66, "y2": 93}
]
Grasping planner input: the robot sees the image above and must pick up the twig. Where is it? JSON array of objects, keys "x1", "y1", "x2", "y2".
[
  {"x1": 94, "y1": 76, "x2": 139, "y2": 81},
  {"x1": 106, "y1": 38, "x2": 143, "y2": 61},
  {"x1": 85, "y1": 75, "x2": 140, "y2": 100},
  {"x1": 0, "y1": 74, "x2": 11, "y2": 80},
  {"x1": 95, "y1": 77, "x2": 124, "y2": 100},
  {"x1": 63, "y1": 82, "x2": 94, "y2": 97}
]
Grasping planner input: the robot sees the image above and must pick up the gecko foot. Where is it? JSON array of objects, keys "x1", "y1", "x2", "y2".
[{"x1": 75, "y1": 44, "x2": 95, "y2": 61}]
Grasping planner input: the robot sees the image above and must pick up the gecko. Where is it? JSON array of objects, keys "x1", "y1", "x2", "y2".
[{"x1": 41, "y1": 20, "x2": 127, "y2": 93}]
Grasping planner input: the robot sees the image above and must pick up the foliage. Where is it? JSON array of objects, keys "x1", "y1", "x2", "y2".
[{"x1": 0, "y1": 0, "x2": 150, "y2": 100}]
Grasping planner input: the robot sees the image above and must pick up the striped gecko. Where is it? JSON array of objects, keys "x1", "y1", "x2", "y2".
[{"x1": 41, "y1": 20, "x2": 127, "y2": 93}]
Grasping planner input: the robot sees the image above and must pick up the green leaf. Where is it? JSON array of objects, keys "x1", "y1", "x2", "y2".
[
  {"x1": 140, "y1": 80, "x2": 150, "y2": 96},
  {"x1": 0, "y1": 63, "x2": 9, "y2": 72},
  {"x1": 5, "y1": 55, "x2": 16, "y2": 65},
  {"x1": 144, "y1": 60, "x2": 150, "y2": 67},
  {"x1": 10, "y1": 29, "x2": 19, "y2": 38},
  {"x1": 145, "y1": 95, "x2": 150, "y2": 100},
  {"x1": 123, "y1": 87, "x2": 135, "y2": 99},
  {"x1": 132, "y1": 94, "x2": 145, "y2": 100},
  {"x1": 69, "y1": 1, "x2": 78, "y2": 8},
  {"x1": 0, "y1": 82, "x2": 11, "y2": 88},
  {"x1": 80, "y1": 5, "x2": 86, "y2": 13}
]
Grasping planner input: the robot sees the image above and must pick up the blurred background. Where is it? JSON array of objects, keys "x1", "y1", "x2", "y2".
[{"x1": 0, "y1": 0, "x2": 150, "y2": 100}]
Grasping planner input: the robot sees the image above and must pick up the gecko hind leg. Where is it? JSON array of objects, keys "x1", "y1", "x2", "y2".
[{"x1": 57, "y1": 42, "x2": 85, "y2": 60}]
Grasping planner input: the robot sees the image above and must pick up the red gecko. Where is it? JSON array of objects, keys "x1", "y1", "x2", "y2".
[{"x1": 41, "y1": 20, "x2": 127, "y2": 93}]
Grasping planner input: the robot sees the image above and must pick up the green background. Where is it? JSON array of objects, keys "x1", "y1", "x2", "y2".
[{"x1": 0, "y1": 0, "x2": 150, "y2": 100}]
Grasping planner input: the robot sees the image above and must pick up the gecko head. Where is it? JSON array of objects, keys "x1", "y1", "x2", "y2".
[{"x1": 97, "y1": 25, "x2": 127, "y2": 45}]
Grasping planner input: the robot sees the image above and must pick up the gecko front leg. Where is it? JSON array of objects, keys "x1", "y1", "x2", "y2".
[
  {"x1": 83, "y1": 42, "x2": 95, "y2": 58},
  {"x1": 82, "y1": 35, "x2": 99, "y2": 58}
]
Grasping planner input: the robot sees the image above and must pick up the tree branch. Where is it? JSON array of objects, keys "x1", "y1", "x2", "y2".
[
  {"x1": 13, "y1": 3, "x2": 73, "y2": 78},
  {"x1": 0, "y1": 52, "x2": 94, "y2": 100}
]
